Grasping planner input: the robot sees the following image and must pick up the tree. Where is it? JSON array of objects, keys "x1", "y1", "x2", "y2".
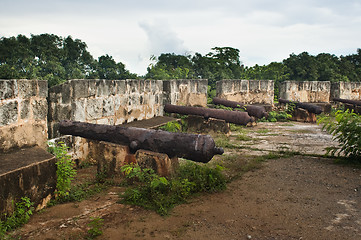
[
  {"x1": 283, "y1": 52, "x2": 319, "y2": 81},
  {"x1": 97, "y1": 54, "x2": 137, "y2": 80},
  {"x1": 0, "y1": 34, "x2": 137, "y2": 86}
]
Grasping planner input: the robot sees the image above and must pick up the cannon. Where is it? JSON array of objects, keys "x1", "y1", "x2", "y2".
[
  {"x1": 164, "y1": 104, "x2": 253, "y2": 126},
  {"x1": 278, "y1": 99, "x2": 323, "y2": 114},
  {"x1": 332, "y1": 98, "x2": 361, "y2": 106},
  {"x1": 58, "y1": 120, "x2": 224, "y2": 163},
  {"x1": 212, "y1": 97, "x2": 268, "y2": 119}
]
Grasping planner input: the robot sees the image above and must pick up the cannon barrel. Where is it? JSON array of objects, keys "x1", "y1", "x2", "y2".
[
  {"x1": 212, "y1": 97, "x2": 268, "y2": 119},
  {"x1": 332, "y1": 98, "x2": 361, "y2": 106},
  {"x1": 58, "y1": 120, "x2": 224, "y2": 163},
  {"x1": 278, "y1": 99, "x2": 323, "y2": 114},
  {"x1": 164, "y1": 104, "x2": 253, "y2": 126}
]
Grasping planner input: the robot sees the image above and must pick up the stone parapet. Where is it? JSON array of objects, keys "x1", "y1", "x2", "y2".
[
  {"x1": 0, "y1": 79, "x2": 48, "y2": 152},
  {"x1": 216, "y1": 80, "x2": 274, "y2": 105},
  {"x1": 163, "y1": 79, "x2": 208, "y2": 107},
  {"x1": 48, "y1": 79, "x2": 164, "y2": 139},
  {"x1": 279, "y1": 81, "x2": 331, "y2": 102},
  {"x1": 330, "y1": 82, "x2": 361, "y2": 101}
]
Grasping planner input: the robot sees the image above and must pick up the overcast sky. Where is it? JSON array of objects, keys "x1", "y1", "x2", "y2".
[{"x1": 1, "y1": 0, "x2": 360, "y2": 75}]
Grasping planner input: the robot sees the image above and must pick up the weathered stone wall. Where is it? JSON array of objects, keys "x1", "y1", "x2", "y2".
[
  {"x1": 216, "y1": 80, "x2": 274, "y2": 105},
  {"x1": 330, "y1": 82, "x2": 361, "y2": 100},
  {"x1": 0, "y1": 79, "x2": 48, "y2": 152},
  {"x1": 278, "y1": 81, "x2": 331, "y2": 102},
  {"x1": 48, "y1": 79, "x2": 164, "y2": 139},
  {"x1": 163, "y1": 79, "x2": 208, "y2": 107}
]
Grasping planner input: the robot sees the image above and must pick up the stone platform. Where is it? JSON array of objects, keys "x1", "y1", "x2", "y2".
[{"x1": 0, "y1": 146, "x2": 56, "y2": 215}]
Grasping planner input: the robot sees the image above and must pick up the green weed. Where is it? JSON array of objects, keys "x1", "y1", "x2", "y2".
[
  {"x1": 87, "y1": 217, "x2": 104, "y2": 239},
  {"x1": 119, "y1": 162, "x2": 226, "y2": 215},
  {"x1": 0, "y1": 197, "x2": 34, "y2": 239},
  {"x1": 48, "y1": 142, "x2": 77, "y2": 202}
]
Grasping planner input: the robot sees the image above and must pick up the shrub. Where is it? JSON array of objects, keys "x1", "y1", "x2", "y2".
[
  {"x1": 48, "y1": 142, "x2": 77, "y2": 202},
  {"x1": 318, "y1": 109, "x2": 361, "y2": 160}
]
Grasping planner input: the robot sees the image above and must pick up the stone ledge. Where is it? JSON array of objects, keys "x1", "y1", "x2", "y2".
[{"x1": 0, "y1": 146, "x2": 56, "y2": 215}]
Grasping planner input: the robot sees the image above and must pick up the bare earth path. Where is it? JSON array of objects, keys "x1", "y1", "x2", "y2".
[{"x1": 15, "y1": 122, "x2": 361, "y2": 240}]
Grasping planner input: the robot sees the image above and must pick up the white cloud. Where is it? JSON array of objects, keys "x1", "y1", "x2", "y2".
[{"x1": 0, "y1": 0, "x2": 360, "y2": 75}]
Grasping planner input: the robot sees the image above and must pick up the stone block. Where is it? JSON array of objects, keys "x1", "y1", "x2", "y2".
[
  {"x1": 184, "y1": 115, "x2": 230, "y2": 134},
  {"x1": 139, "y1": 79, "x2": 145, "y2": 92},
  {"x1": 103, "y1": 97, "x2": 115, "y2": 117},
  {"x1": 241, "y1": 80, "x2": 249, "y2": 91},
  {"x1": 17, "y1": 79, "x2": 37, "y2": 98},
  {"x1": 0, "y1": 101, "x2": 18, "y2": 126},
  {"x1": 249, "y1": 80, "x2": 260, "y2": 91},
  {"x1": 163, "y1": 80, "x2": 171, "y2": 93},
  {"x1": 57, "y1": 104, "x2": 71, "y2": 120},
  {"x1": 291, "y1": 108, "x2": 317, "y2": 123},
  {"x1": 32, "y1": 99, "x2": 48, "y2": 120},
  {"x1": 20, "y1": 100, "x2": 30, "y2": 119},
  {"x1": 88, "y1": 79, "x2": 97, "y2": 96},
  {"x1": 0, "y1": 80, "x2": 16, "y2": 100},
  {"x1": 260, "y1": 80, "x2": 270, "y2": 91},
  {"x1": 0, "y1": 146, "x2": 56, "y2": 215},
  {"x1": 37, "y1": 80, "x2": 48, "y2": 98},
  {"x1": 84, "y1": 140, "x2": 130, "y2": 177},
  {"x1": 198, "y1": 79, "x2": 208, "y2": 94},
  {"x1": 86, "y1": 98, "x2": 103, "y2": 120},
  {"x1": 0, "y1": 122, "x2": 47, "y2": 152},
  {"x1": 61, "y1": 82, "x2": 72, "y2": 104},
  {"x1": 71, "y1": 80, "x2": 89, "y2": 99},
  {"x1": 116, "y1": 80, "x2": 126, "y2": 95},
  {"x1": 127, "y1": 79, "x2": 139, "y2": 93},
  {"x1": 71, "y1": 99, "x2": 86, "y2": 121},
  {"x1": 96, "y1": 80, "x2": 115, "y2": 97},
  {"x1": 135, "y1": 149, "x2": 179, "y2": 177}
]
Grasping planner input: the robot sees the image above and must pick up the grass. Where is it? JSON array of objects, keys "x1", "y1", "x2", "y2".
[
  {"x1": 119, "y1": 162, "x2": 227, "y2": 215},
  {"x1": 256, "y1": 128, "x2": 270, "y2": 134}
]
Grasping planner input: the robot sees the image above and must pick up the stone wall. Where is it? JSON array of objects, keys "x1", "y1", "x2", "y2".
[
  {"x1": 216, "y1": 80, "x2": 274, "y2": 105},
  {"x1": 279, "y1": 81, "x2": 331, "y2": 102},
  {"x1": 330, "y1": 82, "x2": 361, "y2": 100},
  {"x1": 48, "y1": 79, "x2": 164, "y2": 139},
  {"x1": 0, "y1": 79, "x2": 48, "y2": 152},
  {"x1": 163, "y1": 79, "x2": 208, "y2": 107}
]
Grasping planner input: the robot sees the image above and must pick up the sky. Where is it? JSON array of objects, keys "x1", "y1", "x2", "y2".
[{"x1": 1, "y1": 0, "x2": 360, "y2": 75}]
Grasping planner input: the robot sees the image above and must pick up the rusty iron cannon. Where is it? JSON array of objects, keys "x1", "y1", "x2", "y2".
[
  {"x1": 332, "y1": 98, "x2": 361, "y2": 106},
  {"x1": 58, "y1": 120, "x2": 224, "y2": 163},
  {"x1": 212, "y1": 97, "x2": 268, "y2": 119},
  {"x1": 164, "y1": 104, "x2": 253, "y2": 126},
  {"x1": 278, "y1": 98, "x2": 323, "y2": 114}
]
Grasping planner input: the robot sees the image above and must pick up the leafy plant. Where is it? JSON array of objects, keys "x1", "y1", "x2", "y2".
[
  {"x1": 159, "y1": 121, "x2": 182, "y2": 132},
  {"x1": 0, "y1": 197, "x2": 34, "y2": 238},
  {"x1": 119, "y1": 162, "x2": 226, "y2": 215},
  {"x1": 318, "y1": 109, "x2": 361, "y2": 160},
  {"x1": 87, "y1": 217, "x2": 104, "y2": 239},
  {"x1": 260, "y1": 110, "x2": 291, "y2": 122},
  {"x1": 48, "y1": 141, "x2": 77, "y2": 202}
]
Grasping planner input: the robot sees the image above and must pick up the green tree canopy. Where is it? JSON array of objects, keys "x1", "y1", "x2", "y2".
[{"x1": 0, "y1": 34, "x2": 137, "y2": 87}]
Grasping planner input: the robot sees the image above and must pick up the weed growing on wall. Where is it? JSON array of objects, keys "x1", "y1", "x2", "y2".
[
  {"x1": 119, "y1": 162, "x2": 226, "y2": 215},
  {"x1": 0, "y1": 197, "x2": 34, "y2": 238},
  {"x1": 48, "y1": 142, "x2": 77, "y2": 202},
  {"x1": 318, "y1": 109, "x2": 361, "y2": 160}
]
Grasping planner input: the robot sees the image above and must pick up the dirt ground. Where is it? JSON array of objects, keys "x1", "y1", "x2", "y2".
[{"x1": 13, "y1": 122, "x2": 361, "y2": 240}]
